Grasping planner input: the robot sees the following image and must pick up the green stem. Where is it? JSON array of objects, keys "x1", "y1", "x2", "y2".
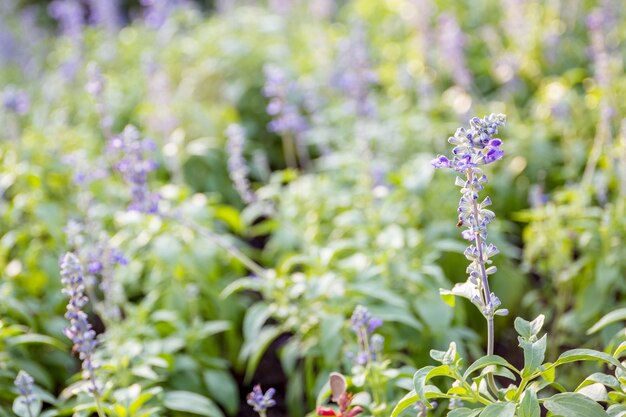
[
  {"x1": 168, "y1": 215, "x2": 268, "y2": 279},
  {"x1": 467, "y1": 169, "x2": 499, "y2": 398},
  {"x1": 281, "y1": 133, "x2": 297, "y2": 169},
  {"x1": 94, "y1": 392, "x2": 106, "y2": 417}
]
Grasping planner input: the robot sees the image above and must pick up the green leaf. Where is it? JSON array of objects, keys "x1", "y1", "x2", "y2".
[
  {"x1": 543, "y1": 392, "x2": 609, "y2": 417},
  {"x1": 479, "y1": 402, "x2": 516, "y2": 417},
  {"x1": 577, "y1": 373, "x2": 620, "y2": 391},
  {"x1": 463, "y1": 355, "x2": 518, "y2": 380},
  {"x1": 521, "y1": 334, "x2": 547, "y2": 377},
  {"x1": 204, "y1": 369, "x2": 239, "y2": 415},
  {"x1": 413, "y1": 366, "x2": 435, "y2": 408},
  {"x1": 13, "y1": 397, "x2": 42, "y2": 417},
  {"x1": 514, "y1": 315, "x2": 545, "y2": 339},
  {"x1": 7, "y1": 334, "x2": 66, "y2": 350},
  {"x1": 555, "y1": 349, "x2": 626, "y2": 372},
  {"x1": 613, "y1": 341, "x2": 626, "y2": 359},
  {"x1": 607, "y1": 404, "x2": 626, "y2": 417},
  {"x1": 243, "y1": 326, "x2": 282, "y2": 383},
  {"x1": 320, "y1": 315, "x2": 343, "y2": 364},
  {"x1": 390, "y1": 390, "x2": 418, "y2": 417},
  {"x1": 588, "y1": 308, "x2": 626, "y2": 334},
  {"x1": 163, "y1": 391, "x2": 225, "y2": 417},
  {"x1": 518, "y1": 390, "x2": 540, "y2": 417},
  {"x1": 448, "y1": 408, "x2": 482, "y2": 417}
]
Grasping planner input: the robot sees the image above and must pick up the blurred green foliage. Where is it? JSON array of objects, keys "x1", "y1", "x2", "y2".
[{"x1": 1, "y1": 0, "x2": 625, "y2": 416}]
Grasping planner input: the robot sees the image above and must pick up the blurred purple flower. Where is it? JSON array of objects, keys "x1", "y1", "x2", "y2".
[
  {"x1": 2, "y1": 86, "x2": 30, "y2": 115},
  {"x1": 48, "y1": 0, "x2": 84, "y2": 39},
  {"x1": 226, "y1": 124, "x2": 257, "y2": 204},
  {"x1": 333, "y1": 22, "x2": 377, "y2": 118},
  {"x1": 263, "y1": 65, "x2": 308, "y2": 135},
  {"x1": 109, "y1": 125, "x2": 160, "y2": 213},
  {"x1": 87, "y1": 0, "x2": 121, "y2": 32},
  {"x1": 60, "y1": 252, "x2": 100, "y2": 393},
  {"x1": 438, "y1": 13, "x2": 472, "y2": 90},
  {"x1": 350, "y1": 305, "x2": 384, "y2": 366}
]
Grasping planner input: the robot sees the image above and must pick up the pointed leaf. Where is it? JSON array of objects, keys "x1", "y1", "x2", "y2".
[
  {"x1": 163, "y1": 391, "x2": 225, "y2": 417},
  {"x1": 479, "y1": 402, "x2": 516, "y2": 417},
  {"x1": 518, "y1": 390, "x2": 540, "y2": 417},
  {"x1": 588, "y1": 308, "x2": 626, "y2": 334},
  {"x1": 413, "y1": 366, "x2": 435, "y2": 408},
  {"x1": 390, "y1": 391, "x2": 418, "y2": 417},
  {"x1": 463, "y1": 355, "x2": 518, "y2": 380},
  {"x1": 543, "y1": 392, "x2": 609, "y2": 417},
  {"x1": 521, "y1": 334, "x2": 547, "y2": 377},
  {"x1": 555, "y1": 349, "x2": 626, "y2": 372}
]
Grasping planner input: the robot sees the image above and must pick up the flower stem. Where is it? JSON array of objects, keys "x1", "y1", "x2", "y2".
[{"x1": 467, "y1": 169, "x2": 498, "y2": 396}]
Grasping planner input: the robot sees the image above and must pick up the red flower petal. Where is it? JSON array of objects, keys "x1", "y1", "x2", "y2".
[{"x1": 316, "y1": 406, "x2": 338, "y2": 416}]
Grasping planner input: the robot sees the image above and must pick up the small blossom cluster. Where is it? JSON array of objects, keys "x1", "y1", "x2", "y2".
[
  {"x1": 60, "y1": 252, "x2": 99, "y2": 393},
  {"x1": 247, "y1": 385, "x2": 276, "y2": 415},
  {"x1": 14, "y1": 370, "x2": 36, "y2": 406},
  {"x1": 350, "y1": 305, "x2": 383, "y2": 366},
  {"x1": 263, "y1": 65, "x2": 308, "y2": 136},
  {"x1": 432, "y1": 115, "x2": 508, "y2": 318},
  {"x1": 226, "y1": 124, "x2": 257, "y2": 204},
  {"x1": 431, "y1": 114, "x2": 506, "y2": 171},
  {"x1": 65, "y1": 216, "x2": 127, "y2": 322},
  {"x1": 109, "y1": 125, "x2": 160, "y2": 213}
]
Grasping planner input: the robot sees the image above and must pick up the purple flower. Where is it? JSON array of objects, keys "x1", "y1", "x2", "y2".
[
  {"x1": 226, "y1": 124, "x2": 257, "y2": 204},
  {"x1": 2, "y1": 86, "x2": 30, "y2": 115},
  {"x1": 247, "y1": 385, "x2": 276, "y2": 414},
  {"x1": 350, "y1": 305, "x2": 384, "y2": 366},
  {"x1": 109, "y1": 125, "x2": 160, "y2": 214},
  {"x1": 48, "y1": 0, "x2": 84, "y2": 39},
  {"x1": 60, "y1": 253, "x2": 100, "y2": 393},
  {"x1": 140, "y1": 0, "x2": 189, "y2": 29},
  {"x1": 434, "y1": 114, "x2": 506, "y2": 172},
  {"x1": 431, "y1": 155, "x2": 450, "y2": 168},
  {"x1": 263, "y1": 65, "x2": 308, "y2": 135},
  {"x1": 14, "y1": 371, "x2": 36, "y2": 406},
  {"x1": 87, "y1": 0, "x2": 121, "y2": 32},
  {"x1": 434, "y1": 115, "x2": 507, "y2": 318},
  {"x1": 437, "y1": 13, "x2": 472, "y2": 90},
  {"x1": 333, "y1": 22, "x2": 377, "y2": 118}
]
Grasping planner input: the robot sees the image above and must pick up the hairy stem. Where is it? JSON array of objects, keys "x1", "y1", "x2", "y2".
[{"x1": 467, "y1": 169, "x2": 498, "y2": 396}]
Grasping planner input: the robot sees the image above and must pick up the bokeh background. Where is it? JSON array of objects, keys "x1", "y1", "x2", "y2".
[{"x1": 1, "y1": 0, "x2": 625, "y2": 416}]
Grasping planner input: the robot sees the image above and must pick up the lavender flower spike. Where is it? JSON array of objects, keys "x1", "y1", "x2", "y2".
[
  {"x1": 435, "y1": 114, "x2": 507, "y2": 366},
  {"x1": 434, "y1": 114, "x2": 507, "y2": 397},
  {"x1": 350, "y1": 305, "x2": 384, "y2": 365},
  {"x1": 60, "y1": 252, "x2": 100, "y2": 394},
  {"x1": 14, "y1": 370, "x2": 38, "y2": 416},
  {"x1": 109, "y1": 125, "x2": 159, "y2": 213},
  {"x1": 226, "y1": 124, "x2": 257, "y2": 204},
  {"x1": 247, "y1": 385, "x2": 276, "y2": 416}
]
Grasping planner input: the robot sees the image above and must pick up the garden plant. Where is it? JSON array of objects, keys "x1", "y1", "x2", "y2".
[{"x1": 1, "y1": 0, "x2": 626, "y2": 417}]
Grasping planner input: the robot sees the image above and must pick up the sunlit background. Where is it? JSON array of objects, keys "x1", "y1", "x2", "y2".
[{"x1": 1, "y1": 0, "x2": 625, "y2": 416}]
